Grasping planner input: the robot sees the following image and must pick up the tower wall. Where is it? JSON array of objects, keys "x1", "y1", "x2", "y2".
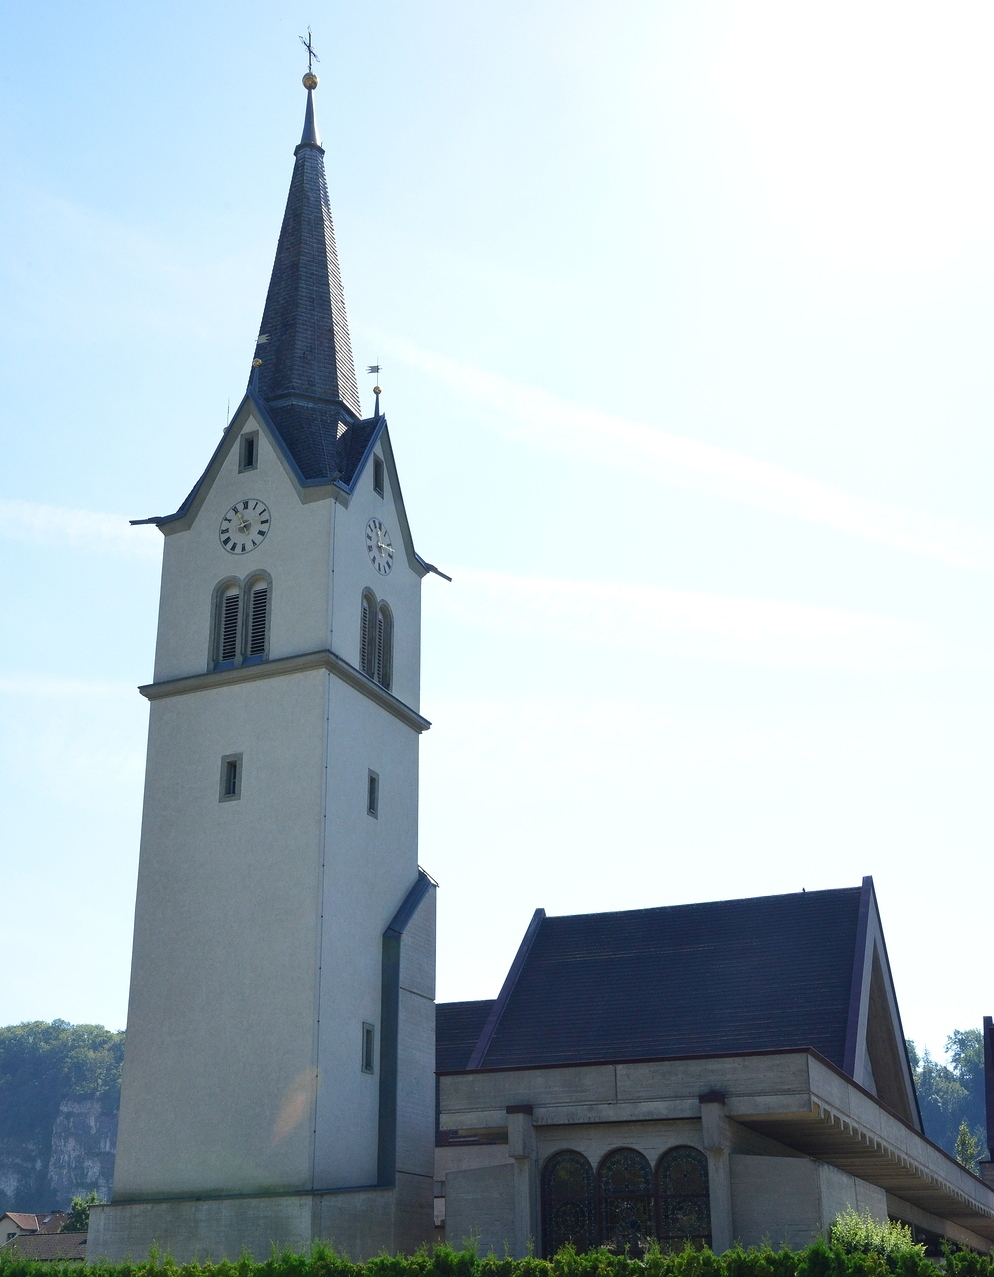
[{"x1": 102, "y1": 73, "x2": 437, "y2": 1259}]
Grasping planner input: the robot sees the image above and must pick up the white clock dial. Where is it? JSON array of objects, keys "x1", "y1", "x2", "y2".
[
  {"x1": 365, "y1": 517, "x2": 394, "y2": 575},
  {"x1": 219, "y1": 500, "x2": 271, "y2": 554}
]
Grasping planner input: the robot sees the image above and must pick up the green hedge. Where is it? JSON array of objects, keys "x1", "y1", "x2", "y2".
[{"x1": 1, "y1": 1241, "x2": 992, "y2": 1277}]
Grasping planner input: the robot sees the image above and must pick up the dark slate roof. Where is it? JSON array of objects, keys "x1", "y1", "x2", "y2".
[
  {"x1": 462, "y1": 887, "x2": 863, "y2": 1071},
  {"x1": 230, "y1": 83, "x2": 370, "y2": 487},
  {"x1": 436, "y1": 1000, "x2": 495, "y2": 1073},
  {"x1": 262, "y1": 399, "x2": 379, "y2": 485}
]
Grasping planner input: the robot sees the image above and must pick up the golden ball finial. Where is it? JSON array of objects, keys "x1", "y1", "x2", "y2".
[
  {"x1": 302, "y1": 72, "x2": 319, "y2": 90},
  {"x1": 373, "y1": 386, "x2": 382, "y2": 396},
  {"x1": 252, "y1": 358, "x2": 263, "y2": 367}
]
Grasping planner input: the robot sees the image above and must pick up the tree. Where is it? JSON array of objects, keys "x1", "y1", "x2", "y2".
[
  {"x1": 906, "y1": 1029, "x2": 987, "y2": 1161},
  {"x1": 0, "y1": 1020, "x2": 124, "y2": 1212},
  {"x1": 60, "y1": 1191, "x2": 100, "y2": 1233},
  {"x1": 955, "y1": 1120, "x2": 984, "y2": 1176}
]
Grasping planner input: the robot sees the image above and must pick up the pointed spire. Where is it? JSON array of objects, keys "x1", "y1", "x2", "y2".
[
  {"x1": 251, "y1": 71, "x2": 361, "y2": 421},
  {"x1": 300, "y1": 86, "x2": 320, "y2": 148}
]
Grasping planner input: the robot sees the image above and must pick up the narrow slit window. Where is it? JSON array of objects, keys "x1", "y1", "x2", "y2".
[
  {"x1": 362, "y1": 1022, "x2": 375, "y2": 1073},
  {"x1": 247, "y1": 583, "x2": 268, "y2": 657},
  {"x1": 373, "y1": 456, "x2": 385, "y2": 496},
  {"x1": 219, "y1": 753, "x2": 242, "y2": 802},
  {"x1": 239, "y1": 432, "x2": 258, "y2": 472},
  {"x1": 367, "y1": 770, "x2": 379, "y2": 818},
  {"x1": 219, "y1": 588, "x2": 240, "y2": 664}
]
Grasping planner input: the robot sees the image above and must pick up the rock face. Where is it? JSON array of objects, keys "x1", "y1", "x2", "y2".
[
  {"x1": 47, "y1": 1097, "x2": 118, "y2": 1207},
  {"x1": 0, "y1": 1020, "x2": 124, "y2": 1214},
  {"x1": 0, "y1": 1095, "x2": 117, "y2": 1212}
]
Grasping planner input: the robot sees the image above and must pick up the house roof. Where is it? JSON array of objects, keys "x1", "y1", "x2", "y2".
[
  {"x1": 0, "y1": 1232, "x2": 87, "y2": 1261},
  {"x1": 1, "y1": 1212, "x2": 68, "y2": 1234},
  {"x1": 436, "y1": 879, "x2": 920, "y2": 1129},
  {"x1": 472, "y1": 886, "x2": 864, "y2": 1070}
]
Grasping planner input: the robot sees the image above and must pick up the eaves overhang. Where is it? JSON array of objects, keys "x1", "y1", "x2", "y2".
[{"x1": 437, "y1": 1046, "x2": 994, "y2": 1244}]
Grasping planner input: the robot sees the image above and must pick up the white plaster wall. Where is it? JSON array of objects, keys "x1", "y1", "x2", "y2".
[
  {"x1": 116, "y1": 406, "x2": 432, "y2": 1253},
  {"x1": 312, "y1": 678, "x2": 422, "y2": 1188},
  {"x1": 328, "y1": 435, "x2": 422, "y2": 712},
  {"x1": 396, "y1": 887, "x2": 437, "y2": 1179},
  {"x1": 153, "y1": 415, "x2": 336, "y2": 682},
  {"x1": 114, "y1": 671, "x2": 331, "y2": 1198}
]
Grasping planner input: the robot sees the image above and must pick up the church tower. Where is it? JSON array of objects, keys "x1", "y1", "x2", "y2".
[{"x1": 90, "y1": 71, "x2": 439, "y2": 1263}]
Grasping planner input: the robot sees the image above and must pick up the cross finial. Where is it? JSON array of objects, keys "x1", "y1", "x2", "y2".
[{"x1": 300, "y1": 28, "x2": 320, "y2": 75}]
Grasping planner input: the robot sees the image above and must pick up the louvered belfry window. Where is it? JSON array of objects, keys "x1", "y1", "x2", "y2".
[
  {"x1": 375, "y1": 604, "x2": 392, "y2": 690},
  {"x1": 360, "y1": 592, "x2": 393, "y2": 689},
  {"x1": 248, "y1": 583, "x2": 268, "y2": 656},
  {"x1": 219, "y1": 589, "x2": 240, "y2": 663},
  {"x1": 360, "y1": 591, "x2": 374, "y2": 676}
]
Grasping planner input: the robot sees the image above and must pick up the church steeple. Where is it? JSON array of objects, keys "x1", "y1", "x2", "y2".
[{"x1": 252, "y1": 72, "x2": 362, "y2": 421}]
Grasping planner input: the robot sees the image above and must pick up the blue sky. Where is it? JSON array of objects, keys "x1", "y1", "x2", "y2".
[{"x1": 2, "y1": 1, "x2": 993, "y2": 1059}]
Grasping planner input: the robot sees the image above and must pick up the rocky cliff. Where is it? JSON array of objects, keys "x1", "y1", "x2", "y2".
[{"x1": 0, "y1": 1020, "x2": 123, "y2": 1213}]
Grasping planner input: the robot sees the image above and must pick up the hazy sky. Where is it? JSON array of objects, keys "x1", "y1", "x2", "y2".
[{"x1": 2, "y1": 1, "x2": 993, "y2": 1060}]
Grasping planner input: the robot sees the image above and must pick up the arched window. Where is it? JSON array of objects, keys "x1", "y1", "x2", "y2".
[
  {"x1": 375, "y1": 603, "x2": 393, "y2": 690},
  {"x1": 360, "y1": 593, "x2": 393, "y2": 690},
  {"x1": 360, "y1": 590, "x2": 376, "y2": 678},
  {"x1": 656, "y1": 1147, "x2": 710, "y2": 1250},
  {"x1": 215, "y1": 582, "x2": 241, "y2": 668},
  {"x1": 245, "y1": 577, "x2": 269, "y2": 660},
  {"x1": 541, "y1": 1150, "x2": 596, "y2": 1258},
  {"x1": 597, "y1": 1148, "x2": 654, "y2": 1254}
]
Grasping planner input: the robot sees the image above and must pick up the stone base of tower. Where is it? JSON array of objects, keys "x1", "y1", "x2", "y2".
[{"x1": 88, "y1": 1176, "x2": 433, "y2": 1263}]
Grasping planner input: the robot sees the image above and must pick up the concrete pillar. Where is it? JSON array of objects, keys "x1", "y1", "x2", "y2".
[
  {"x1": 507, "y1": 1104, "x2": 538, "y2": 1257},
  {"x1": 700, "y1": 1090, "x2": 733, "y2": 1254}
]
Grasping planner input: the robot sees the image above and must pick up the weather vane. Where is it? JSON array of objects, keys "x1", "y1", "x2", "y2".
[
  {"x1": 300, "y1": 28, "x2": 320, "y2": 76},
  {"x1": 367, "y1": 364, "x2": 383, "y2": 413}
]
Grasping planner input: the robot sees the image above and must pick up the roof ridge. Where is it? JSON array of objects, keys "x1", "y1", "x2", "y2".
[{"x1": 543, "y1": 883, "x2": 863, "y2": 925}]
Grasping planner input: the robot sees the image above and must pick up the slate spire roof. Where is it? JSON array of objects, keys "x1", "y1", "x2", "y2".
[{"x1": 252, "y1": 80, "x2": 362, "y2": 429}]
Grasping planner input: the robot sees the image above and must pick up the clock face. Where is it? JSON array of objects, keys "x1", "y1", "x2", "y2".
[
  {"x1": 366, "y1": 517, "x2": 394, "y2": 575},
  {"x1": 219, "y1": 500, "x2": 271, "y2": 554}
]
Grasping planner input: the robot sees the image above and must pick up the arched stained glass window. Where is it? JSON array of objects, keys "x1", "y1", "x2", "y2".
[
  {"x1": 597, "y1": 1148, "x2": 654, "y2": 1254},
  {"x1": 656, "y1": 1147, "x2": 711, "y2": 1250},
  {"x1": 541, "y1": 1150, "x2": 596, "y2": 1258}
]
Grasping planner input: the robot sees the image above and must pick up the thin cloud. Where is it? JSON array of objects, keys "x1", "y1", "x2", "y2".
[
  {"x1": 0, "y1": 499, "x2": 160, "y2": 558},
  {"x1": 394, "y1": 342, "x2": 993, "y2": 571},
  {"x1": 429, "y1": 568, "x2": 935, "y2": 670}
]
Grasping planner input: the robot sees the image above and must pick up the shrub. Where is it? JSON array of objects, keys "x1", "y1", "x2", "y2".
[{"x1": 828, "y1": 1211, "x2": 922, "y2": 1261}]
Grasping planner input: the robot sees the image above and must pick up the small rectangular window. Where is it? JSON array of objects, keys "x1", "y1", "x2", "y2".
[
  {"x1": 362, "y1": 1022, "x2": 375, "y2": 1073},
  {"x1": 239, "y1": 432, "x2": 258, "y2": 472},
  {"x1": 373, "y1": 455, "x2": 384, "y2": 496},
  {"x1": 367, "y1": 770, "x2": 379, "y2": 818},
  {"x1": 219, "y1": 753, "x2": 243, "y2": 802}
]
